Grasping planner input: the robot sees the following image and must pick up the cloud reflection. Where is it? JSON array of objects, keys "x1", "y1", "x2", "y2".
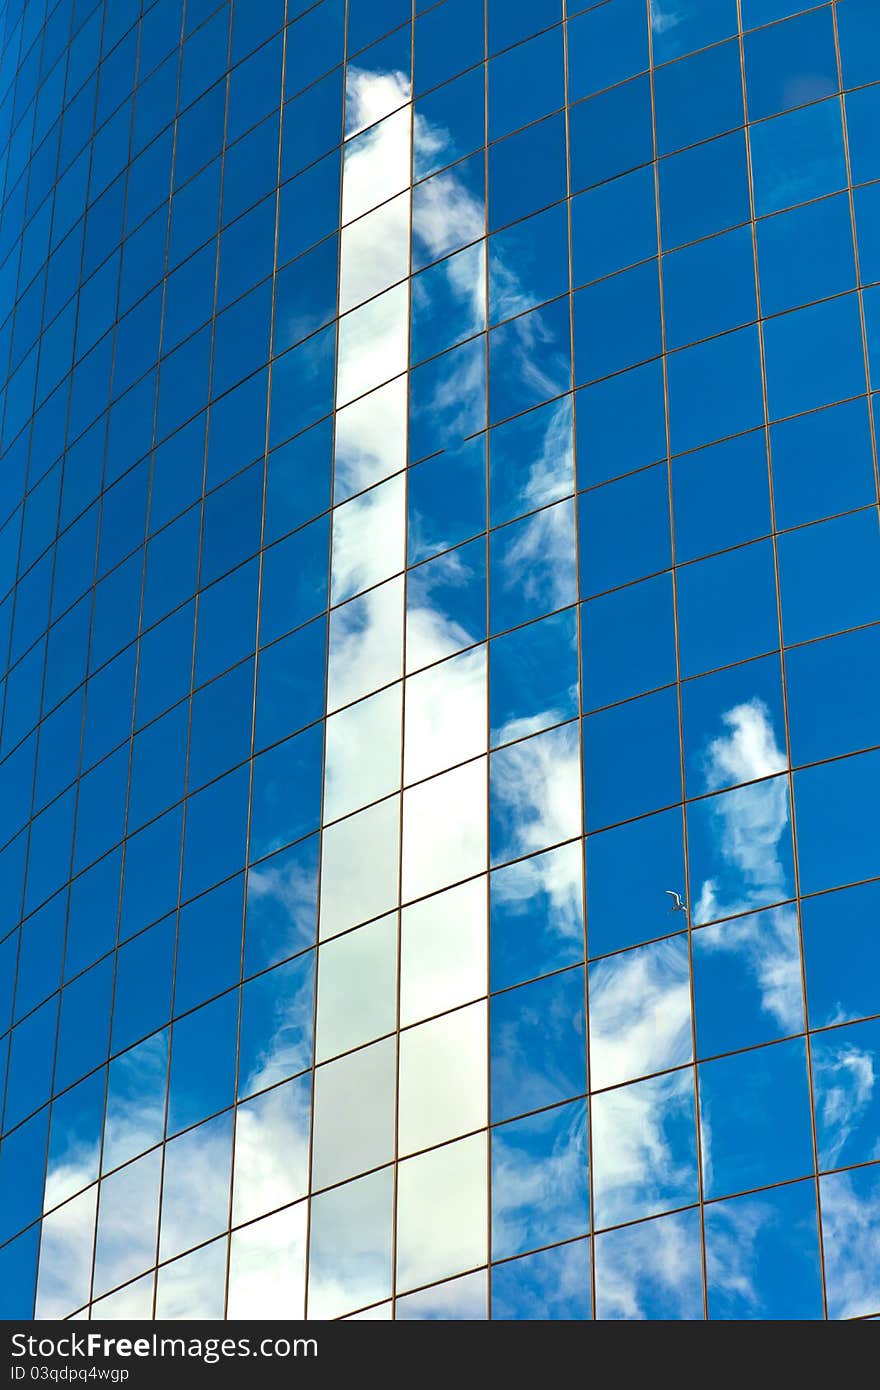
[
  {"x1": 821, "y1": 1166, "x2": 880, "y2": 1319},
  {"x1": 693, "y1": 698, "x2": 790, "y2": 925},
  {"x1": 37, "y1": 53, "x2": 584, "y2": 1325}
]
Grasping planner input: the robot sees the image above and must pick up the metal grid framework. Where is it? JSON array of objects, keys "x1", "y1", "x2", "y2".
[{"x1": 0, "y1": 0, "x2": 879, "y2": 1321}]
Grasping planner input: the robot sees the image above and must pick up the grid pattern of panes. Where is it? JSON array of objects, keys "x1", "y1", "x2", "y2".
[{"x1": 1, "y1": 0, "x2": 879, "y2": 1323}]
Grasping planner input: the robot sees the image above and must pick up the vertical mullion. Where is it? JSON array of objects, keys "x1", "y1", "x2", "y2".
[
  {"x1": 828, "y1": 3, "x2": 880, "y2": 508},
  {"x1": 561, "y1": 0, "x2": 596, "y2": 1325},
  {"x1": 390, "y1": 0, "x2": 417, "y2": 1323},
  {"x1": 84, "y1": 0, "x2": 156, "y2": 1319},
  {"x1": 816, "y1": 0, "x2": 880, "y2": 1323},
  {"x1": 734, "y1": 0, "x2": 829, "y2": 1323},
  {"x1": 150, "y1": 0, "x2": 232, "y2": 1320},
  {"x1": 645, "y1": 0, "x2": 710, "y2": 1324},
  {"x1": 303, "y1": 0, "x2": 350, "y2": 1323},
  {"x1": 12, "y1": 0, "x2": 110, "y2": 1321},
  {"x1": 0, "y1": 0, "x2": 77, "y2": 1217},
  {"x1": 222, "y1": 0, "x2": 291, "y2": 1323},
  {"x1": 481, "y1": 0, "x2": 492, "y2": 1327}
]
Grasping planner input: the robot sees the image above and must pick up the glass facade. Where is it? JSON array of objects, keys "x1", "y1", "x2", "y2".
[{"x1": 0, "y1": 0, "x2": 879, "y2": 1323}]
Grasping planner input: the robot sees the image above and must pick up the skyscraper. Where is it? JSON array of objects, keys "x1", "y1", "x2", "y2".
[{"x1": 1, "y1": 0, "x2": 879, "y2": 1322}]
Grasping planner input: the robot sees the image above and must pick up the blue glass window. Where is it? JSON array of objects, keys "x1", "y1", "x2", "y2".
[
  {"x1": 655, "y1": 41, "x2": 743, "y2": 156},
  {"x1": 795, "y1": 749, "x2": 880, "y2": 896},
  {"x1": 568, "y1": 0, "x2": 648, "y2": 101},
  {"x1": 582, "y1": 575, "x2": 676, "y2": 709},
  {"x1": 750, "y1": 99, "x2": 846, "y2": 217},
  {"x1": 490, "y1": 968, "x2": 586, "y2": 1123},
  {"x1": 569, "y1": 76, "x2": 653, "y2": 193},
  {"x1": 706, "y1": 1182, "x2": 823, "y2": 1320},
  {"x1": 764, "y1": 294, "x2": 866, "y2": 422},
  {"x1": 668, "y1": 327, "x2": 764, "y2": 454},
  {"x1": 576, "y1": 360, "x2": 667, "y2": 487},
  {"x1": 586, "y1": 807, "x2": 686, "y2": 957},
  {"x1": 694, "y1": 906, "x2": 802, "y2": 1056},
  {"x1": 688, "y1": 772, "x2": 795, "y2": 926},
  {"x1": 488, "y1": 0, "x2": 560, "y2": 54},
  {"x1": 571, "y1": 166, "x2": 657, "y2": 285},
  {"x1": 650, "y1": 0, "x2": 737, "y2": 63},
  {"x1": 758, "y1": 194, "x2": 856, "y2": 318},
  {"x1": 490, "y1": 609, "x2": 579, "y2": 741},
  {"x1": 677, "y1": 540, "x2": 779, "y2": 678},
  {"x1": 673, "y1": 430, "x2": 770, "y2": 564},
  {"x1": 492, "y1": 1239, "x2": 590, "y2": 1320},
  {"x1": 744, "y1": 9, "x2": 837, "y2": 122},
  {"x1": 574, "y1": 260, "x2": 662, "y2": 383},
  {"x1": 778, "y1": 510, "x2": 880, "y2": 646},
  {"x1": 802, "y1": 880, "x2": 880, "y2": 1030},
  {"x1": 584, "y1": 687, "x2": 681, "y2": 831},
  {"x1": 490, "y1": 842, "x2": 584, "y2": 991},
  {"x1": 489, "y1": 27, "x2": 564, "y2": 141},
  {"x1": 491, "y1": 1101, "x2": 589, "y2": 1259},
  {"x1": 660, "y1": 130, "x2": 751, "y2": 250},
  {"x1": 663, "y1": 226, "x2": 757, "y2": 350},
  {"x1": 771, "y1": 399, "x2": 875, "y2": 531},
  {"x1": 489, "y1": 113, "x2": 567, "y2": 231},
  {"x1": 837, "y1": 0, "x2": 880, "y2": 89},
  {"x1": 595, "y1": 1209, "x2": 703, "y2": 1320},
  {"x1": 699, "y1": 1040, "x2": 814, "y2": 1198}
]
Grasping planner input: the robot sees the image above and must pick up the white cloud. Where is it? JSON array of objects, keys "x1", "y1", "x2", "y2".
[
  {"x1": 335, "y1": 280, "x2": 409, "y2": 407},
  {"x1": 494, "y1": 500, "x2": 577, "y2": 618},
  {"x1": 318, "y1": 797, "x2": 400, "y2": 941},
  {"x1": 315, "y1": 913, "x2": 397, "y2": 1061},
  {"x1": 410, "y1": 154, "x2": 484, "y2": 262},
  {"x1": 702, "y1": 698, "x2": 787, "y2": 790},
  {"x1": 405, "y1": 546, "x2": 484, "y2": 672},
  {"x1": 591, "y1": 1069, "x2": 696, "y2": 1231},
  {"x1": 650, "y1": 3, "x2": 683, "y2": 36},
  {"x1": 93, "y1": 1149, "x2": 162, "y2": 1299},
  {"x1": 307, "y1": 1167, "x2": 393, "y2": 1319},
  {"x1": 91, "y1": 1271, "x2": 154, "y2": 1319},
  {"x1": 397, "y1": 1268, "x2": 486, "y2": 1319},
  {"x1": 246, "y1": 852, "x2": 317, "y2": 955},
  {"x1": 231, "y1": 1079, "x2": 310, "y2": 1225},
  {"x1": 155, "y1": 1238, "x2": 226, "y2": 1319},
  {"x1": 821, "y1": 1170, "x2": 880, "y2": 1319},
  {"x1": 400, "y1": 878, "x2": 487, "y2": 1027},
  {"x1": 327, "y1": 575, "x2": 404, "y2": 711},
  {"x1": 695, "y1": 699, "x2": 791, "y2": 925},
  {"x1": 403, "y1": 645, "x2": 487, "y2": 785},
  {"x1": 227, "y1": 1204, "x2": 307, "y2": 1317},
  {"x1": 396, "y1": 1133, "x2": 487, "y2": 1293},
  {"x1": 333, "y1": 375, "x2": 407, "y2": 502},
  {"x1": 596, "y1": 1210, "x2": 701, "y2": 1319},
  {"x1": 33, "y1": 58, "x2": 590, "y2": 1326},
  {"x1": 520, "y1": 397, "x2": 575, "y2": 512},
  {"x1": 491, "y1": 1102, "x2": 587, "y2": 1261},
  {"x1": 401, "y1": 756, "x2": 487, "y2": 903},
  {"x1": 695, "y1": 906, "x2": 803, "y2": 1037},
  {"x1": 703, "y1": 1196, "x2": 768, "y2": 1314},
  {"x1": 323, "y1": 681, "x2": 402, "y2": 823},
  {"x1": 35, "y1": 1187, "x2": 97, "y2": 1318},
  {"x1": 345, "y1": 66, "x2": 411, "y2": 141},
  {"x1": 339, "y1": 193, "x2": 410, "y2": 316},
  {"x1": 814, "y1": 1040, "x2": 877, "y2": 1171},
  {"x1": 398, "y1": 1003, "x2": 487, "y2": 1156},
  {"x1": 589, "y1": 936, "x2": 692, "y2": 1092},
  {"x1": 491, "y1": 840, "x2": 583, "y2": 947},
  {"x1": 330, "y1": 471, "x2": 406, "y2": 604},
  {"x1": 491, "y1": 719, "x2": 582, "y2": 862}
]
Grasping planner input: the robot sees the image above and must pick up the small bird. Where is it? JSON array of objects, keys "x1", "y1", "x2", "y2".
[{"x1": 665, "y1": 890, "x2": 688, "y2": 914}]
